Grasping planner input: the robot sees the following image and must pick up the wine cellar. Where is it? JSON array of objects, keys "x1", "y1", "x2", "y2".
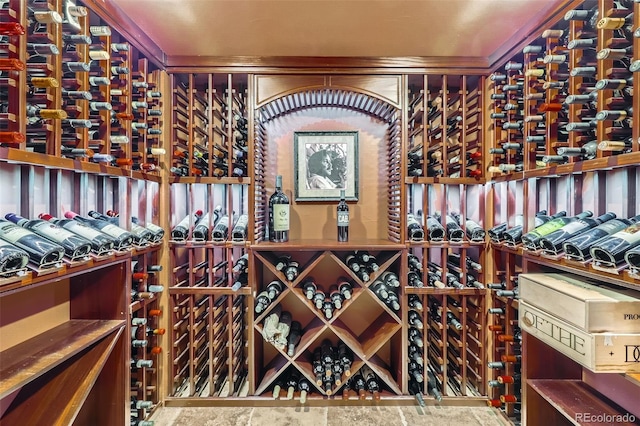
[{"x1": 1, "y1": 0, "x2": 640, "y2": 425}]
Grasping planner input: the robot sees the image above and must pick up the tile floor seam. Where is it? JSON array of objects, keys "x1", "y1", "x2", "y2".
[{"x1": 247, "y1": 406, "x2": 255, "y2": 426}]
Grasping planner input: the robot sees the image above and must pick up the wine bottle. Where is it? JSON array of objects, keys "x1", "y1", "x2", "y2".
[
  {"x1": 407, "y1": 213, "x2": 425, "y2": 241},
  {"x1": 287, "y1": 321, "x2": 302, "y2": 356},
  {"x1": 338, "y1": 279, "x2": 353, "y2": 300},
  {"x1": 425, "y1": 215, "x2": 446, "y2": 241},
  {"x1": 521, "y1": 211, "x2": 593, "y2": 250},
  {"x1": 426, "y1": 370, "x2": 443, "y2": 402},
  {"x1": 408, "y1": 270, "x2": 424, "y2": 288},
  {"x1": 39, "y1": 214, "x2": 116, "y2": 256},
  {"x1": 5, "y1": 213, "x2": 92, "y2": 261},
  {"x1": 131, "y1": 217, "x2": 164, "y2": 243},
  {"x1": 171, "y1": 210, "x2": 203, "y2": 241},
  {"x1": 450, "y1": 212, "x2": 486, "y2": 242},
  {"x1": 539, "y1": 212, "x2": 617, "y2": 255},
  {"x1": 351, "y1": 371, "x2": 367, "y2": 399},
  {"x1": 338, "y1": 342, "x2": 353, "y2": 377},
  {"x1": 329, "y1": 285, "x2": 344, "y2": 309},
  {"x1": 0, "y1": 239, "x2": 30, "y2": 276},
  {"x1": 361, "y1": 366, "x2": 381, "y2": 400},
  {"x1": 64, "y1": 211, "x2": 134, "y2": 251},
  {"x1": 254, "y1": 291, "x2": 271, "y2": 314},
  {"x1": 337, "y1": 189, "x2": 349, "y2": 242},
  {"x1": 0, "y1": 219, "x2": 65, "y2": 268},
  {"x1": 231, "y1": 214, "x2": 248, "y2": 242},
  {"x1": 266, "y1": 280, "x2": 283, "y2": 301},
  {"x1": 298, "y1": 376, "x2": 311, "y2": 404},
  {"x1": 283, "y1": 260, "x2": 299, "y2": 281},
  {"x1": 590, "y1": 221, "x2": 640, "y2": 267},
  {"x1": 211, "y1": 214, "x2": 236, "y2": 242},
  {"x1": 563, "y1": 215, "x2": 640, "y2": 262},
  {"x1": 268, "y1": 175, "x2": 289, "y2": 242}
]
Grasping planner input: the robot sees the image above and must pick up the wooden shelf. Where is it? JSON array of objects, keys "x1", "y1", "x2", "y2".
[
  {"x1": 528, "y1": 379, "x2": 638, "y2": 426},
  {"x1": 0, "y1": 319, "x2": 125, "y2": 398},
  {"x1": 523, "y1": 252, "x2": 640, "y2": 292},
  {"x1": 251, "y1": 239, "x2": 405, "y2": 251}
]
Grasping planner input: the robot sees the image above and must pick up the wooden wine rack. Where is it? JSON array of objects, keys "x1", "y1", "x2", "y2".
[{"x1": 486, "y1": 0, "x2": 640, "y2": 424}]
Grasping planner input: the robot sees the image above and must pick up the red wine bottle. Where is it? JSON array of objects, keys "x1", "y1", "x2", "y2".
[
  {"x1": 5, "y1": 213, "x2": 92, "y2": 261},
  {"x1": 337, "y1": 190, "x2": 349, "y2": 242},
  {"x1": 39, "y1": 213, "x2": 116, "y2": 256},
  {"x1": 268, "y1": 175, "x2": 290, "y2": 242},
  {"x1": 0, "y1": 219, "x2": 65, "y2": 268}
]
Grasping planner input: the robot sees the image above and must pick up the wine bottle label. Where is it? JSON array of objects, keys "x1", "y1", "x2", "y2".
[
  {"x1": 557, "y1": 220, "x2": 590, "y2": 235},
  {"x1": 613, "y1": 224, "x2": 640, "y2": 244},
  {"x1": 272, "y1": 205, "x2": 290, "y2": 231},
  {"x1": 100, "y1": 223, "x2": 129, "y2": 238},
  {"x1": 337, "y1": 211, "x2": 349, "y2": 226},
  {"x1": 0, "y1": 224, "x2": 33, "y2": 244},
  {"x1": 528, "y1": 219, "x2": 569, "y2": 238},
  {"x1": 29, "y1": 221, "x2": 75, "y2": 241}
]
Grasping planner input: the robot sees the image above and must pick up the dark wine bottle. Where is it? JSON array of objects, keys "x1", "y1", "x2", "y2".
[
  {"x1": 131, "y1": 217, "x2": 164, "y2": 243},
  {"x1": 298, "y1": 376, "x2": 311, "y2": 404},
  {"x1": 171, "y1": 210, "x2": 203, "y2": 242},
  {"x1": 590, "y1": 221, "x2": 640, "y2": 267},
  {"x1": 287, "y1": 321, "x2": 302, "y2": 356},
  {"x1": 522, "y1": 211, "x2": 593, "y2": 250},
  {"x1": 64, "y1": 211, "x2": 134, "y2": 251},
  {"x1": 425, "y1": 215, "x2": 446, "y2": 241},
  {"x1": 0, "y1": 239, "x2": 30, "y2": 276},
  {"x1": 41, "y1": 211, "x2": 111, "y2": 257},
  {"x1": 211, "y1": 214, "x2": 236, "y2": 242},
  {"x1": 450, "y1": 212, "x2": 486, "y2": 242},
  {"x1": 539, "y1": 212, "x2": 617, "y2": 255},
  {"x1": 231, "y1": 214, "x2": 249, "y2": 242},
  {"x1": 5, "y1": 213, "x2": 92, "y2": 261},
  {"x1": 407, "y1": 213, "x2": 425, "y2": 241},
  {"x1": 337, "y1": 189, "x2": 349, "y2": 242},
  {"x1": 268, "y1": 175, "x2": 290, "y2": 242},
  {"x1": 0, "y1": 219, "x2": 65, "y2": 268},
  {"x1": 563, "y1": 215, "x2": 640, "y2": 262}
]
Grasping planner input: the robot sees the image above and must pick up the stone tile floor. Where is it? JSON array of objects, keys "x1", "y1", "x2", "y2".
[{"x1": 149, "y1": 405, "x2": 510, "y2": 426}]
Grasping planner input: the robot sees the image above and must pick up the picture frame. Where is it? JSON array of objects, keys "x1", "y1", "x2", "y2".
[{"x1": 293, "y1": 131, "x2": 359, "y2": 202}]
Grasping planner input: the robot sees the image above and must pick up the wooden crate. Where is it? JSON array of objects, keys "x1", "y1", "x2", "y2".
[
  {"x1": 520, "y1": 302, "x2": 640, "y2": 374},
  {"x1": 520, "y1": 273, "x2": 640, "y2": 333}
]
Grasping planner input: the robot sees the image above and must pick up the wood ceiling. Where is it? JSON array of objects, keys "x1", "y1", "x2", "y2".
[{"x1": 99, "y1": 0, "x2": 571, "y2": 70}]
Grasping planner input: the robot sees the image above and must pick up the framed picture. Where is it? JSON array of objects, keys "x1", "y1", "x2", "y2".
[{"x1": 294, "y1": 131, "x2": 359, "y2": 201}]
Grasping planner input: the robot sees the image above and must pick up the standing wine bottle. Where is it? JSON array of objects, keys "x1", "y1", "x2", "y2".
[
  {"x1": 539, "y1": 212, "x2": 617, "y2": 255},
  {"x1": 39, "y1": 213, "x2": 116, "y2": 255},
  {"x1": 563, "y1": 215, "x2": 640, "y2": 262},
  {"x1": 521, "y1": 211, "x2": 593, "y2": 250},
  {"x1": 337, "y1": 190, "x2": 349, "y2": 242},
  {"x1": 268, "y1": 175, "x2": 290, "y2": 242},
  {"x1": 0, "y1": 239, "x2": 29, "y2": 276},
  {"x1": 65, "y1": 211, "x2": 134, "y2": 251},
  {"x1": 0, "y1": 219, "x2": 65, "y2": 268},
  {"x1": 590, "y1": 221, "x2": 640, "y2": 267},
  {"x1": 5, "y1": 213, "x2": 92, "y2": 261}
]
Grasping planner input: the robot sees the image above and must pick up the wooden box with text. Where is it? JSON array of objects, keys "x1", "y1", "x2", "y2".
[
  {"x1": 520, "y1": 302, "x2": 640, "y2": 373},
  {"x1": 519, "y1": 273, "x2": 640, "y2": 333}
]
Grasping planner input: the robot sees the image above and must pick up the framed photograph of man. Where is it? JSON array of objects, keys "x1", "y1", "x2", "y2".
[{"x1": 293, "y1": 131, "x2": 359, "y2": 202}]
